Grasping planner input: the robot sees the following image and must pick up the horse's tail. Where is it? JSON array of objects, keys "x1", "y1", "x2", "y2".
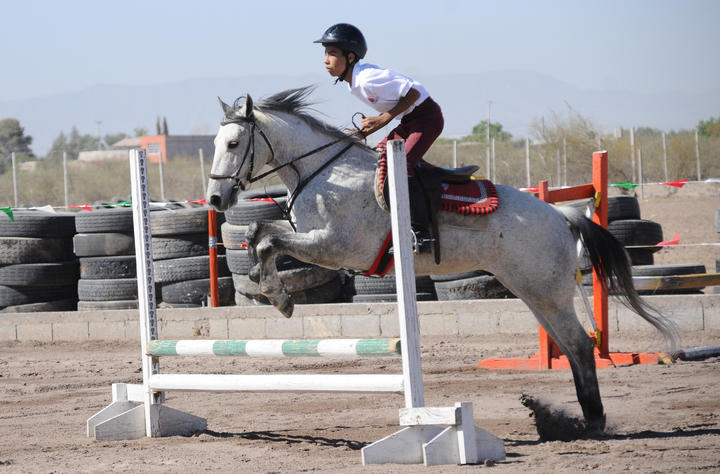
[{"x1": 557, "y1": 206, "x2": 679, "y2": 351}]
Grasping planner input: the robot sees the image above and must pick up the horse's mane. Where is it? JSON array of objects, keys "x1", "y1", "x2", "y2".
[{"x1": 228, "y1": 86, "x2": 367, "y2": 147}]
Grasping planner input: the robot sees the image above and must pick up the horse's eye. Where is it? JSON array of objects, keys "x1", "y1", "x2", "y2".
[{"x1": 228, "y1": 141, "x2": 239, "y2": 149}]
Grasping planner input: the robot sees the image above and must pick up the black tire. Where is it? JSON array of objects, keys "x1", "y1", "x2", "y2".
[
  {"x1": 75, "y1": 208, "x2": 135, "y2": 233},
  {"x1": 626, "y1": 248, "x2": 655, "y2": 266},
  {"x1": 352, "y1": 275, "x2": 435, "y2": 295},
  {"x1": 607, "y1": 195, "x2": 641, "y2": 221},
  {"x1": 79, "y1": 256, "x2": 137, "y2": 279},
  {"x1": 607, "y1": 219, "x2": 663, "y2": 247},
  {"x1": 226, "y1": 249, "x2": 252, "y2": 274},
  {"x1": 291, "y1": 275, "x2": 344, "y2": 304},
  {"x1": 0, "y1": 261, "x2": 79, "y2": 287},
  {"x1": 152, "y1": 233, "x2": 211, "y2": 260},
  {"x1": 0, "y1": 237, "x2": 74, "y2": 264},
  {"x1": 235, "y1": 291, "x2": 268, "y2": 306},
  {"x1": 151, "y1": 207, "x2": 212, "y2": 236},
  {"x1": 351, "y1": 292, "x2": 436, "y2": 303},
  {"x1": 221, "y1": 223, "x2": 248, "y2": 250},
  {"x1": 633, "y1": 264, "x2": 708, "y2": 295},
  {"x1": 159, "y1": 276, "x2": 234, "y2": 305},
  {"x1": 225, "y1": 197, "x2": 288, "y2": 225},
  {"x1": 77, "y1": 299, "x2": 138, "y2": 311},
  {"x1": 0, "y1": 298, "x2": 77, "y2": 313},
  {"x1": 238, "y1": 184, "x2": 288, "y2": 200},
  {"x1": 77, "y1": 278, "x2": 138, "y2": 301},
  {"x1": 434, "y1": 275, "x2": 515, "y2": 300},
  {"x1": 632, "y1": 264, "x2": 706, "y2": 276},
  {"x1": 153, "y1": 255, "x2": 230, "y2": 283},
  {"x1": 430, "y1": 271, "x2": 486, "y2": 282},
  {"x1": 74, "y1": 233, "x2": 135, "y2": 257},
  {"x1": 0, "y1": 284, "x2": 77, "y2": 307},
  {"x1": 0, "y1": 211, "x2": 76, "y2": 237}
]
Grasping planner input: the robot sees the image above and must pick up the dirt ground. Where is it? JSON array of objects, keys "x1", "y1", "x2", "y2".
[
  {"x1": 1, "y1": 331, "x2": 719, "y2": 473},
  {"x1": 0, "y1": 186, "x2": 718, "y2": 473}
]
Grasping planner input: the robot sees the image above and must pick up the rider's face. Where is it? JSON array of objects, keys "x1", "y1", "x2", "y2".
[{"x1": 324, "y1": 46, "x2": 347, "y2": 78}]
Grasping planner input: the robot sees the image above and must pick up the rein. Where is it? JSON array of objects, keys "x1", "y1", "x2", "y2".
[{"x1": 208, "y1": 115, "x2": 358, "y2": 224}]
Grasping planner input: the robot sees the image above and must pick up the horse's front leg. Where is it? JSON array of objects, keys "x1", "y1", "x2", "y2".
[
  {"x1": 246, "y1": 220, "x2": 295, "y2": 283},
  {"x1": 255, "y1": 230, "x2": 334, "y2": 318}
]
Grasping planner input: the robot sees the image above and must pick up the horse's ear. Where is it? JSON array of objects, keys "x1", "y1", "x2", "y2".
[
  {"x1": 218, "y1": 97, "x2": 231, "y2": 115},
  {"x1": 244, "y1": 94, "x2": 254, "y2": 119}
]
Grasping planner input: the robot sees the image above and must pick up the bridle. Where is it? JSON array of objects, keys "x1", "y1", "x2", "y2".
[{"x1": 208, "y1": 113, "x2": 357, "y2": 222}]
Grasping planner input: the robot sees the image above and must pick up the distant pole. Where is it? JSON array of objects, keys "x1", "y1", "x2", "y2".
[
  {"x1": 638, "y1": 146, "x2": 644, "y2": 200},
  {"x1": 525, "y1": 137, "x2": 531, "y2": 188},
  {"x1": 562, "y1": 137, "x2": 567, "y2": 186},
  {"x1": 491, "y1": 137, "x2": 496, "y2": 182},
  {"x1": 452, "y1": 140, "x2": 457, "y2": 168},
  {"x1": 96, "y1": 121, "x2": 103, "y2": 150},
  {"x1": 630, "y1": 127, "x2": 636, "y2": 184},
  {"x1": 158, "y1": 151, "x2": 166, "y2": 201},
  {"x1": 694, "y1": 131, "x2": 701, "y2": 181},
  {"x1": 486, "y1": 101, "x2": 491, "y2": 177},
  {"x1": 198, "y1": 148, "x2": 207, "y2": 197},
  {"x1": 63, "y1": 151, "x2": 69, "y2": 209},
  {"x1": 11, "y1": 152, "x2": 18, "y2": 207},
  {"x1": 556, "y1": 148, "x2": 561, "y2": 188},
  {"x1": 661, "y1": 132, "x2": 668, "y2": 182}
]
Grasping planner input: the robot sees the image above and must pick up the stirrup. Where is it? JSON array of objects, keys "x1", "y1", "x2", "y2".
[
  {"x1": 411, "y1": 231, "x2": 435, "y2": 255},
  {"x1": 388, "y1": 230, "x2": 435, "y2": 255}
]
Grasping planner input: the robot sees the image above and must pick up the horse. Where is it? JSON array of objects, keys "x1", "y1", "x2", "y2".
[{"x1": 206, "y1": 86, "x2": 677, "y2": 435}]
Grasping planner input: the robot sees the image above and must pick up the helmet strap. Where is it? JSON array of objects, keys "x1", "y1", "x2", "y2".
[{"x1": 334, "y1": 51, "x2": 356, "y2": 84}]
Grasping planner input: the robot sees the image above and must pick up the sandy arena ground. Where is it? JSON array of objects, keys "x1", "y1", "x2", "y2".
[
  {"x1": 1, "y1": 332, "x2": 719, "y2": 473},
  {"x1": 0, "y1": 186, "x2": 718, "y2": 472}
]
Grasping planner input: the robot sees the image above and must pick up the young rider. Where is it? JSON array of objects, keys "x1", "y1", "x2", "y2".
[{"x1": 314, "y1": 23, "x2": 444, "y2": 253}]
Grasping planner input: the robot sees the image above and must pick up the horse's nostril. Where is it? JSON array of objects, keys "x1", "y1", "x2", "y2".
[{"x1": 209, "y1": 195, "x2": 222, "y2": 208}]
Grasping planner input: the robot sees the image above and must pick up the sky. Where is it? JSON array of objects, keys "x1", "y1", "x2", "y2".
[{"x1": 2, "y1": 0, "x2": 718, "y2": 102}]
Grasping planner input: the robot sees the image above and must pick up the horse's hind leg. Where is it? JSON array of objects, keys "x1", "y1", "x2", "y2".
[{"x1": 530, "y1": 305, "x2": 606, "y2": 434}]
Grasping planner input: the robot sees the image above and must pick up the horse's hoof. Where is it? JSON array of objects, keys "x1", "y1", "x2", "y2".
[{"x1": 277, "y1": 294, "x2": 294, "y2": 318}]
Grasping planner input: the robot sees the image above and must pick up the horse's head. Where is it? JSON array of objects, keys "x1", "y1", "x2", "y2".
[{"x1": 206, "y1": 94, "x2": 274, "y2": 211}]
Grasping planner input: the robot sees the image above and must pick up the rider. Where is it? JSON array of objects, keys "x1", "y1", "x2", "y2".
[{"x1": 314, "y1": 23, "x2": 443, "y2": 254}]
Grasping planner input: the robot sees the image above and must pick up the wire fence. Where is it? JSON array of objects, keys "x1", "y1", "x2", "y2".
[{"x1": 1, "y1": 130, "x2": 719, "y2": 209}]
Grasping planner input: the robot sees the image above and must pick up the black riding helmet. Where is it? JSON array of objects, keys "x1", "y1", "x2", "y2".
[
  {"x1": 314, "y1": 23, "x2": 367, "y2": 59},
  {"x1": 314, "y1": 23, "x2": 367, "y2": 83}
]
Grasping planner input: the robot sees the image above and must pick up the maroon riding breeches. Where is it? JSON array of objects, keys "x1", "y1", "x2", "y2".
[{"x1": 376, "y1": 97, "x2": 444, "y2": 176}]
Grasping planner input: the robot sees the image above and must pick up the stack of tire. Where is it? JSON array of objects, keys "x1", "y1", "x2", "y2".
[
  {"x1": 431, "y1": 271, "x2": 514, "y2": 301},
  {"x1": 75, "y1": 207, "x2": 140, "y2": 311},
  {"x1": 0, "y1": 210, "x2": 78, "y2": 312},
  {"x1": 350, "y1": 274, "x2": 437, "y2": 303},
  {"x1": 584, "y1": 194, "x2": 706, "y2": 295},
  {"x1": 223, "y1": 185, "x2": 345, "y2": 306},
  {"x1": 152, "y1": 206, "x2": 233, "y2": 307}
]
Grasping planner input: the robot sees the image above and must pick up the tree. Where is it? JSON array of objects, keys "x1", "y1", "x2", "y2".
[
  {"x1": 464, "y1": 120, "x2": 512, "y2": 143},
  {"x1": 46, "y1": 126, "x2": 100, "y2": 160},
  {"x1": 162, "y1": 117, "x2": 169, "y2": 135},
  {"x1": 156, "y1": 116, "x2": 162, "y2": 135},
  {"x1": 0, "y1": 118, "x2": 34, "y2": 159},
  {"x1": 134, "y1": 127, "x2": 148, "y2": 137},
  {"x1": 698, "y1": 116, "x2": 720, "y2": 137},
  {"x1": 104, "y1": 133, "x2": 129, "y2": 147}
]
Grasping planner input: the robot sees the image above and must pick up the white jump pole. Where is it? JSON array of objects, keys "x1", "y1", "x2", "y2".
[{"x1": 361, "y1": 140, "x2": 505, "y2": 466}]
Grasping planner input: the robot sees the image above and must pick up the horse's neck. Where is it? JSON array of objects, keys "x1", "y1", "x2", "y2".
[{"x1": 260, "y1": 112, "x2": 375, "y2": 191}]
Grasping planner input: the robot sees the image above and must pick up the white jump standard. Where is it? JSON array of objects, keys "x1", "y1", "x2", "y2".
[{"x1": 87, "y1": 145, "x2": 505, "y2": 466}]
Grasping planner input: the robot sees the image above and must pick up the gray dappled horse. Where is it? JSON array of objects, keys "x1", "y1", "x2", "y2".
[{"x1": 207, "y1": 87, "x2": 676, "y2": 435}]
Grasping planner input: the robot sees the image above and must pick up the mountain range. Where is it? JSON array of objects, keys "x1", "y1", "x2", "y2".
[{"x1": 2, "y1": 71, "x2": 718, "y2": 157}]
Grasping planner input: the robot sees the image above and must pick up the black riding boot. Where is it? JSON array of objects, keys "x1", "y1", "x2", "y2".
[{"x1": 408, "y1": 177, "x2": 434, "y2": 254}]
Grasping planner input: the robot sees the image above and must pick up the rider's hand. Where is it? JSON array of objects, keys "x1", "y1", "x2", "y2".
[{"x1": 361, "y1": 113, "x2": 392, "y2": 136}]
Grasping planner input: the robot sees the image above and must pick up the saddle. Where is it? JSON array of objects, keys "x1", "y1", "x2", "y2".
[{"x1": 415, "y1": 163, "x2": 480, "y2": 263}]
